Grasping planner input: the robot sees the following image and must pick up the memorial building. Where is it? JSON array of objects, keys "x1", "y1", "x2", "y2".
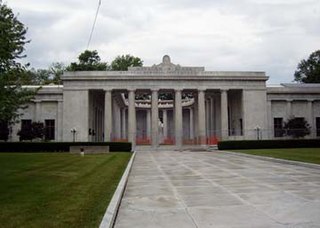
[{"x1": 8, "y1": 55, "x2": 320, "y2": 150}]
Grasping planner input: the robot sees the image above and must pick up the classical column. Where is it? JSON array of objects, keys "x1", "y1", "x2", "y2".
[
  {"x1": 104, "y1": 90, "x2": 112, "y2": 141},
  {"x1": 194, "y1": 94, "x2": 199, "y2": 141},
  {"x1": 146, "y1": 109, "x2": 151, "y2": 138},
  {"x1": 128, "y1": 90, "x2": 136, "y2": 149},
  {"x1": 189, "y1": 108, "x2": 194, "y2": 139},
  {"x1": 34, "y1": 100, "x2": 41, "y2": 122},
  {"x1": 210, "y1": 97, "x2": 214, "y2": 136},
  {"x1": 198, "y1": 90, "x2": 206, "y2": 145},
  {"x1": 163, "y1": 109, "x2": 168, "y2": 139},
  {"x1": 98, "y1": 108, "x2": 102, "y2": 141},
  {"x1": 151, "y1": 90, "x2": 159, "y2": 148},
  {"x1": 286, "y1": 99, "x2": 292, "y2": 120},
  {"x1": 307, "y1": 100, "x2": 314, "y2": 137},
  {"x1": 57, "y1": 100, "x2": 63, "y2": 141},
  {"x1": 113, "y1": 100, "x2": 121, "y2": 139},
  {"x1": 267, "y1": 100, "x2": 272, "y2": 139},
  {"x1": 221, "y1": 89, "x2": 228, "y2": 140},
  {"x1": 121, "y1": 108, "x2": 127, "y2": 139},
  {"x1": 175, "y1": 90, "x2": 182, "y2": 148},
  {"x1": 206, "y1": 99, "x2": 210, "y2": 137},
  {"x1": 212, "y1": 97, "x2": 217, "y2": 136}
]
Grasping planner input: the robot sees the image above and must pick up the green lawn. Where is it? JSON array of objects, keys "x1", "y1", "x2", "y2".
[
  {"x1": 0, "y1": 152, "x2": 131, "y2": 228},
  {"x1": 231, "y1": 148, "x2": 320, "y2": 164}
]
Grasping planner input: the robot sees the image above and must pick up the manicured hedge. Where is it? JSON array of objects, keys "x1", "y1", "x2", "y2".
[
  {"x1": 218, "y1": 139, "x2": 320, "y2": 150},
  {"x1": 0, "y1": 142, "x2": 132, "y2": 152}
]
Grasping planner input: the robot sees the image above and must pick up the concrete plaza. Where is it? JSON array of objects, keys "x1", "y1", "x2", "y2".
[{"x1": 114, "y1": 151, "x2": 320, "y2": 228}]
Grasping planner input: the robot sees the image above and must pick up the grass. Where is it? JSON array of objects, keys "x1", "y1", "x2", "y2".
[
  {"x1": 231, "y1": 148, "x2": 320, "y2": 164},
  {"x1": 0, "y1": 152, "x2": 131, "y2": 228}
]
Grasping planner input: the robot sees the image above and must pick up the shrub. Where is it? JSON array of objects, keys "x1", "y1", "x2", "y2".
[
  {"x1": 218, "y1": 139, "x2": 320, "y2": 150},
  {"x1": 284, "y1": 117, "x2": 311, "y2": 138},
  {"x1": 0, "y1": 142, "x2": 132, "y2": 152}
]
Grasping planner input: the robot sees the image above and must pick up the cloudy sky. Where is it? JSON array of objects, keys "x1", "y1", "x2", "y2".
[{"x1": 7, "y1": 0, "x2": 320, "y2": 83}]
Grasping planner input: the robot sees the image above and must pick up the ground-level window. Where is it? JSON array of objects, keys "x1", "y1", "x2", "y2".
[
  {"x1": 0, "y1": 120, "x2": 9, "y2": 141},
  {"x1": 18, "y1": 119, "x2": 32, "y2": 141},
  {"x1": 274, "y1": 117, "x2": 284, "y2": 137},
  {"x1": 45, "y1": 119, "x2": 55, "y2": 140},
  {"x1": 317, "y1": 117, "x2": 320, "y2": 137}
]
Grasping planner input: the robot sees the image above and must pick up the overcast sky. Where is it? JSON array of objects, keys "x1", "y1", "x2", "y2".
[{"x1": 7, "y1": 0, "x2": 320, "y2": 83}]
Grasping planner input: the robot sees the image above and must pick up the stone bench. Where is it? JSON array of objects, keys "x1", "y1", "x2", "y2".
[{"x1": 69, "y1": 145, "x2": 109, "y2": 154}]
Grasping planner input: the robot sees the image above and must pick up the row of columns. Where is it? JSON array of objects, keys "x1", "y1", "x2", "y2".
[{"x1": 104, "y1": 89, "x2": 230, "y2": 149}]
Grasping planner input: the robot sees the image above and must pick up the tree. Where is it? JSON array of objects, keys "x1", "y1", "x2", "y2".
[
  {"x1": 49, "y1": 62, "x2": 65, "y2": 84},
  {"x1": 294, "y1": 50, "x2": 320, "y2": 83},
  {"x1": 0, "y1": 3, "x2": 35, "y2": 124},
  {"x1": 111, "y1": 54, "x2": 143, "y2": 71},
  {"x1": 67, "y1": 50, "x2": 108, "y2": 71},
  {"x1": 25, "y1": 62, "x2": 66, "y2": 85},
  {"x1": 284, "y1": 116, "x2": 311, "y2": 138},
  {"x1": 22, "y1": 68, "x2": 51, "y2": 85},
  {"x1": 18, "y1": 62, "x2": 66, "y2": 85}
]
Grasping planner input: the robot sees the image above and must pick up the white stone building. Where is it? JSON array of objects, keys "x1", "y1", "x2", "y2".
[{"x1": 8, "y1": 56, "x2": 320, "y2": 149}]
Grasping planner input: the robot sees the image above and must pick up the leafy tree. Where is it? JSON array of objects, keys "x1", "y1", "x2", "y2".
[
  {"x1": 67, "y1": 50, "x2": 108, "y2": 71},
  {"x1": 294, "y1": 50, "x2": 320, "y2": 83},
  {"x1": 111, "y1": 54, "x2": 143, "y2": 71},
  {"x1": 18, "y1": 62, "x2": 66, "y2": 85},
  {"x1": 0, "y1": 3, "x2": 35, "y2": 124},
  {"x1": 284, "y1": 116, "x2": 311, "y2": 138},
  {"x1": 22, "y1": 68, "x2": 51, "y2": 85},
  {"x1": 49, "y1": 62, "x2": 65, "y2": 84},
  {"x1": 17, "y1": 121, "x2": 44, "y2": 141}
]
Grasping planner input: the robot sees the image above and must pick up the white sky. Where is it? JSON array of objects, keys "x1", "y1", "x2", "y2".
[{"x1": 6, "y1": 0, "x2": 320, "y2": 83}]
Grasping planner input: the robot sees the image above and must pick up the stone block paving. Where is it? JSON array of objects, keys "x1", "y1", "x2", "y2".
[{"x1": 114, "y1": 151, "x2": 320, "y2": 228}]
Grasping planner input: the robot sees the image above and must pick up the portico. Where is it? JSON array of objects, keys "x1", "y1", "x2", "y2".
[{"x1": 62, "y1": 55, "x2": 267, "y2": 149}]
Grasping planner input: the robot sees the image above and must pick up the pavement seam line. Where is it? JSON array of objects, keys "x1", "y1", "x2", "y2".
[{"x1": 151, "y1": 152, "x2": 199, "y2": 228}]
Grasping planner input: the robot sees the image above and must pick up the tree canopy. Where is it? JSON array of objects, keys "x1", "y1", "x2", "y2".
[
  {"x1": 66, "y1": 51, "x2": 143, "y2": 72},
  {"x1": 49, "y1": 62, "x2": 65, "y2": 84},
  {"x1": 0, "y1": 3, "x2": 28, "y2": 72},
  {"x1": 0, "y1": 3, "x2": 35, "y2": 124},
  {"x1": 19, "y1": 62, "x2": 66, "y2": 85},
  {"x1": 67, "y1": 50, "x2": 108, "y2": 71},
  {"x1": 294, "y1": 50, "x2": 320, "y2": 83},
  {"x1": 111, "y1": 54, "x2": 143, "y2": 71}
]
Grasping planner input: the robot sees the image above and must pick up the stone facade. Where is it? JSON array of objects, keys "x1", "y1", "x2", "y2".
[{"x1": 8, "y1": 56, "x2": 320, "y2": 149}]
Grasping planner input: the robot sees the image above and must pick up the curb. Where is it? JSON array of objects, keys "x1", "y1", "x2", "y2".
[
  {"x1": 99, "y1": 151, "x2": 136, "y2": 228},
  {"x1": 222, "y1": 151, "x2": 320, "y2": 170}
]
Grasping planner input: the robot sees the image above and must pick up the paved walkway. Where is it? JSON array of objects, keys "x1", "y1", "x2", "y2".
[{"x1": 114, "y1": 151, "x2": 320, "y2": 228}]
